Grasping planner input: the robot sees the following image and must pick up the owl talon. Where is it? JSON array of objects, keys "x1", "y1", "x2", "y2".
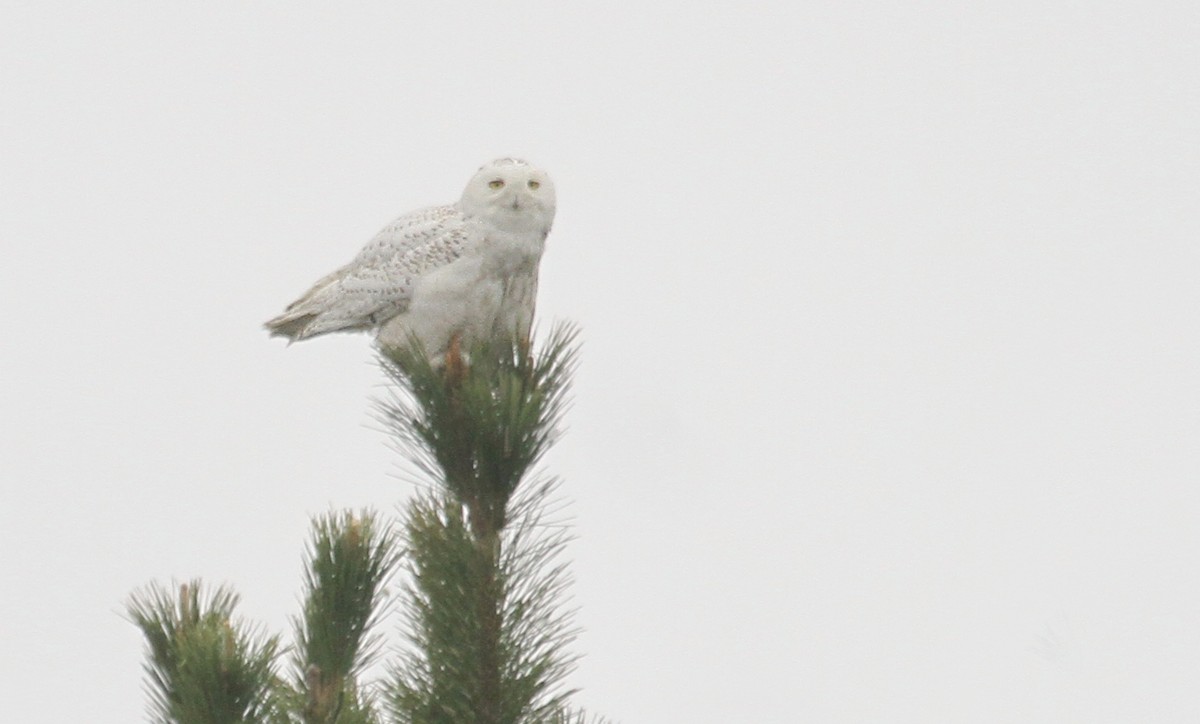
[{"x1": 444, "y1": 332, "x2": 467, "y2": 386}]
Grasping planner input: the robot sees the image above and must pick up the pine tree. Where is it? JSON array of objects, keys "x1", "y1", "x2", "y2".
[{"x1": 127, "y1": 325, "x2": 606, "y2": 723}]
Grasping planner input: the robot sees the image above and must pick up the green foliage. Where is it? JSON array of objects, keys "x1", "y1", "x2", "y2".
[
  {"x1": 387, "y1": 492, "x2": 490, "y2": 722},
  {"x1": 386, "y1": 482, "x2": 584, "y2": 724},
  {"x1": 378, "y1": 325, "x2": 579, "y2": 541},
  {"x1": 126, "y1": 581, "x2": 287, "y2": 724},
  {"x1": 128, "y1": 513, "x2": 400, "y2": 724},
  {"x1": 380, "y1": 324, "x2": 590, "y2": 724},
  {"x1": 541, "y1": 711, "x2": 613, "y2": 724},
  {"x1": 295, "y1": 510, "x2": 401, "y2": 723},
  {"x1": 128, "y1": 324, "x2": 605, "y2": 723}
]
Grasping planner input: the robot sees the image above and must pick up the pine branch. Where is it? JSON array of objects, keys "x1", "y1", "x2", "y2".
[
  {"x1": 294, "y1": 510, "x2": 401, "y2": 724},
  {"x1": 126, "y1": 323, "x2": 605, "y2": 723},
  {"x1": 496, "y1": 479, "x2": 582, "y2": 721},
  {"x1": 378, "y1": 325, "x2": 580, "y2": 542},
  {"x1": 388, "y1": 491, "x2": 494, "y2": 723},
  {"x1": 387, "y1": 481, "x2": 583, "y2": 724},
  {"x1": 126, "y1": 581, "x2": 288, "y2": 724},
  {"x1": 378, "y1": 324, "x2": 589, "y2": 724}
]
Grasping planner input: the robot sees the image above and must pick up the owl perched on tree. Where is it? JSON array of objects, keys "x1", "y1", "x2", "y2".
[{"x1": 265, "y1": 158, "x2": 555, "y2": 361}]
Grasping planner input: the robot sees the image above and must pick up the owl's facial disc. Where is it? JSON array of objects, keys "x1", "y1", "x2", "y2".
[{"x1": 461, "y1": 158, "x2": 556, "y2": 232}]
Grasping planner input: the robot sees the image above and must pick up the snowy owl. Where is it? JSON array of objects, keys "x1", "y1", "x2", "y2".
[{"x1": 265, "y1": 158, "x2": 555, "y2": 361}]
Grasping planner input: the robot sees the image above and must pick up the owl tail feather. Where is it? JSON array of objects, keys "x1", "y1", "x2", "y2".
[
  {"x1": 264, "y1": 308, "x2": 377, "y2": 342},
  {"x1": 263, "y1": 311, "x2": 320, "y2": 342}
]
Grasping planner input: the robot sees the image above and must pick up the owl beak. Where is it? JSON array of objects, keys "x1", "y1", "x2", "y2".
[{"x1": 510, "y1": 198, "x2": 521, "y2": 211}]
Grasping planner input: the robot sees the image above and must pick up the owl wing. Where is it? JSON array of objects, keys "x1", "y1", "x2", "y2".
[{"x1": 265, "y1": 204, "x2": 474, "y2": 341}]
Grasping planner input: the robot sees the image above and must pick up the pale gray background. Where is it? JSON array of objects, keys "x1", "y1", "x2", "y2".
[{"x1": 2, "y1": 2, "x2": 1197, "y2": 722}]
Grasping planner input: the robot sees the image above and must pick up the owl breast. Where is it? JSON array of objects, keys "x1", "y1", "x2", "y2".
[{"x1": 375, "y1": 226, "x2": 544, "y2": 359}]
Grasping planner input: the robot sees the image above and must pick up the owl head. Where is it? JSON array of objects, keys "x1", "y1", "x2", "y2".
[{"x1": 460, "y1": 158, "x2": 556, "y2": 235}]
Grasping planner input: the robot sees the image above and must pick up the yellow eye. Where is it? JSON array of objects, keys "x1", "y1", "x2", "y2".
[
  {"x1": 528, "y1": 180, "x2": 540, "y2": 190},
  {"x1": 488, "y1": 179, "x2": 505, "y2": 189}
]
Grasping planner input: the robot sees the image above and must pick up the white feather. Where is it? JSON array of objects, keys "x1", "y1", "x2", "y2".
[{"x1": 265, "y1": 158, "x2": 555, "y2": 359}]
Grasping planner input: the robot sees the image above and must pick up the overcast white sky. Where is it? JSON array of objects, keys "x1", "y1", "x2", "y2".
[{"x1": 2, "y1": 2, "x2": 1198, "y2": 721}]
